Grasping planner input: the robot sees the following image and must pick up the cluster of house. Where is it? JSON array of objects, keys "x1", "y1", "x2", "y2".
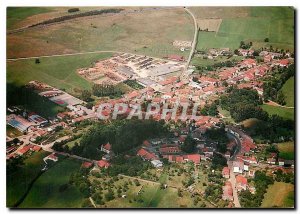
[
  {"x1": 222, "y1": 167, "x2": 250, "y2": 201},
  {"x1": 135, "y1": 131, "x2": 206, "y2": 168},
  {"x1": 6, "y1": 143, "x2": 41, "y2": 159}
]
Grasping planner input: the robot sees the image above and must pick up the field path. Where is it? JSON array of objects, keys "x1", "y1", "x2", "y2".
[{"x1": 264, "y1": 100, "x2": 294, "y2": 109}]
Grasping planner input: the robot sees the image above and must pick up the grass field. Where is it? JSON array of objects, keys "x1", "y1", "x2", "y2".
[
  {"x1": 7, "y1": 151, "x2": 50, "y2": 207},
  {"x1": 280, "y1": 77, "x2": 294, "y2": 107},
  {"x1": 261, "y1": 104, "x2": 294, "y2": 121},
  {"x1": 7, "y1": 8, "x2": 194, "y2": 59},
  {"x1": 7, "y1": 52, "x2": 112, "y2": 94},
  {"x1": 194, "y1": 7, "x2": 294, "y2": 51},
  {"x1": 277, "y1": 141, "x2": 294, "y2": 160},
  {"x1": 7, "y1": 7, "x2": 53, "y2": 30},
  {"x1": 261, "y1": 182, "x2": 294, "y2": 208},
  {"x1": 19, "y1": 158, "x2": 84, "y2": 208}
]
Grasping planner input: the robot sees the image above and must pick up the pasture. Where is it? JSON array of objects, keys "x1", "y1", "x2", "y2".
[
  {"x1": 194, "y1": 7, "x2": 294, "y2": 51},
  {"x1": 280, "y1": 77, "x2": 294, "y2": 107},
  {"x1": 7, "y1": 52, "x2": 112, "y2": 94},
  {"x1": 7, "y1": 8, "x2": 194, "y2": 59},
  {"x1": 261, "y1": 182, "x2": 294, "y2": 208},
  {"x1": 7, "y1": 151, "x2": 50, "y2": 207},
  {"x1": 277, "y1": 141, "x2": 294, "y2": 160},
  {"x1": 261, "y1": 104, "x2": 294, "y2": 121},
  {"x1": 19, "y1": 158, "x2": 84, "y2": 208}
]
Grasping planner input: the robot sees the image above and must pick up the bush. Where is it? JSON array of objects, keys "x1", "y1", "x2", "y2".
[{"x1": 68, "y1": 8, "x2": 80, "y2": 13}]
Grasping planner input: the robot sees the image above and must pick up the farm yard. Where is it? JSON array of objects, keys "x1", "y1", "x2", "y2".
[
  {"x1": 261, "y1": 182, "x2": 294, "y2": 208},
  {"x1": 7, "y1": 8, "x2": 194, "y2": 59},
  {"x1": 191, "y1": 7, "x2": 294, "y2": 51}
]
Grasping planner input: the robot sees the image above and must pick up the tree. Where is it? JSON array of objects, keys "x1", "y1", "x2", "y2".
[
  {"x1": 81, "y1": 90, "x2": 92, "y2": 102},
  {"x1": 264, "y1": 38, "x2": 269, "y2": 42},
  {"x1": 35, "y1": 58, "x2": 40, "y2": 64},
  {"x1": 181, "y1": 135, "x2": 196, "y2": 153},
  {"x1": 276, "y1": 91, "x2": 286, "y2": 105}
]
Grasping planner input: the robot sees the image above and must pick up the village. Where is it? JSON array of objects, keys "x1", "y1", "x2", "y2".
[{"x1": 6, "y1": 43, "x2": 295, "y2": 208}]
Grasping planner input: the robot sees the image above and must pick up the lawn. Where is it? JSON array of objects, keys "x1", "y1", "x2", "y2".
[
  {"x1": 261, "y1": 104, "x2": 294, "y2": 121},
  {"x1": 7, "y1": 52, "x2": 112, "y2": 94},
  {"x1": 7, "y1": 8, "x2": 194, "y2": 59},
  {"x1": 261, "y1": 182, "x2": 294, "y2": 208},
  {"x1": 280, "y1": 76, "x2": 294, "y2": 107},
  {"x1": 277, "y1": 141, "x2": 294, "y2": 160},
  {"x1": 19, "y1": 158, "x2": 84, "y2": 208},
  {"x1": 7, "y1": 151, "x2": 50, "y2": 207},
  {"x1": 194, "y1": 7, "x2": 294, "y2": 51}
]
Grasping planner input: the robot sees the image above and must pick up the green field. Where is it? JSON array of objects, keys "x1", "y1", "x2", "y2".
[
  {"x1": 7, "y1": 151, "x2": 50, "y2": 207},
  {"x1": 7, "y1": 52, "x2": 112, "y2": 93},
  {"x1": 278, "y1": 141, "x2": 294, "y2": 160},
  {"x1": 195, "y1": 7, "x2": 294, "y2": 51},
  {"x1": 7, "y1": 7, "x2": 53, "y2": 30},
  {"x1": 261, "y1": 182, "x2": 294, "y2": 208},
  {"x1": 7, "y1": 8, "x2": 193, "y2": 59},
  {"x1": 261, "y1": 104, "x2": 294, "y2": 121},
  {"x1": 280, "y1": 77, "x2": 294, "y2": 107},
  {"x1": 19, "y1": 158, "x2": 84, "y2": 208}
]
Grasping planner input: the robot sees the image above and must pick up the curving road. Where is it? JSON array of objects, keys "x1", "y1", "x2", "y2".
[{"x1": 183, "y1": 7, "x2": 198, "y2": 71}]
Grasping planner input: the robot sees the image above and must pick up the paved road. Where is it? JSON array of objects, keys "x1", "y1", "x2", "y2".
[
  {"x1": 226, "y1": 130, "x2": 242, "y2": 208},
  {"x1": 183, "y1": 7, "x2": 198, "y2": 71}
]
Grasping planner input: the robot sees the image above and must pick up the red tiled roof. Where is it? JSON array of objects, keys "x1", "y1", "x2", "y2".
[
  {"x1": 222, "y1": 167, "x2": 230, "y2": 175},
  {"x1": 143, "y1": 140, "x2": 151, "y2": 147},
  {"x1": 32, "y1": 145, "x2": 41, "y2": 151},
  {"x1": 103, "y1": 143, "x2": 112, "y2": 151},
  {"x1": 186, "y1": 154, "x2": 201, "y2": 164},
  {"x1": 82, "y1": 162, "x2": 93, "y2": 168},
  {"x1": 137, "y1": 148, "x2": 157, "y2": 160},
  {"x1": 18, "y1": 146, "x2": 31, "y2": 155},
  {"x1": 97, "y1": 160, "x2": 110, "y2": 168},
  {"x1": 236, "y1": 175, "x2": 247, "y2": 185}
]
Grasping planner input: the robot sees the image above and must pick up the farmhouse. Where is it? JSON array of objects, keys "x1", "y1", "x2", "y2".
[{"x1": 236, "y1": 175, "x2": 248, "y2": 191}]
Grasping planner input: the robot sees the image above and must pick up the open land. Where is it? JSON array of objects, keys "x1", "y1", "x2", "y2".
[{"x1": 261, "y1": 182, "x2": 294, "y2": 208}]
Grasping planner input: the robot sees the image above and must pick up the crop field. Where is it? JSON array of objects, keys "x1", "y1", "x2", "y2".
[
  {"x1": 280, "y1": 77, "x2": 294, "y2": 107},
  {"x1": 7, "y1": 151, "x2": 50, "y2": 207},
  {"x1": 277, "y1": 141, "x2": 294, "y2": 160},
  {"x1": 261, "y1": 104, "x2": 294, "y2": 121},
  {"x1": 7, "y1": 52, "x2": 112, "y2": 93},
  {"x1": 193, "y1": 7, "x2": 294, "y2": 51},
  {"x1": 261, "y1": 182, "x2": 294, "y2": 208},
  {"x1": 19, "y1": 158, "x2": 84, "y2": 208},
  {"x1": 7, "y1": 8, "x2": 194, "y2": 59}
]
